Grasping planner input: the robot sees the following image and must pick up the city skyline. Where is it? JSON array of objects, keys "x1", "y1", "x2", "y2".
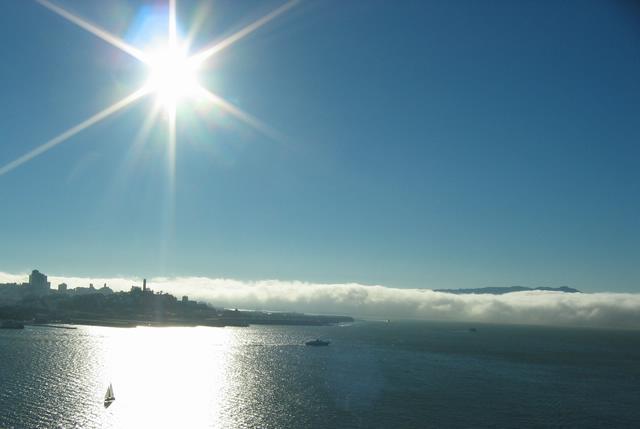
[{"x1": 0, "y1": 0, "x2": 639, "y2": 293}]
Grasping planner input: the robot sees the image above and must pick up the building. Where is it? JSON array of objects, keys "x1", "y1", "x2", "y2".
[
  {"x1": 0, "y1": 282, "x2": 23, "y2": 304},
  {"x1": 98, "y1": 284, "x2": 113, "y2": 295},
  {"x1": 72, "y1": 284, "x2": 96, "y2": 296},
  {"x1": 28, "y1": 269, "x2": 50, "y2": 294},
  {"x1": 58, "y1": 283, "x2": 68, "y2": 292},
  {"x1": 29, "y1": 269, "x2": 50, "y2": 289}
]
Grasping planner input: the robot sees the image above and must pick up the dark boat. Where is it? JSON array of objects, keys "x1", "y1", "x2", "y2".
[
  {"x1": 0, "y1": 320, "x2": 25, "y2": 329},
  {"x1": 305, "y1": 339, "x2": 330, "y2": 346}
]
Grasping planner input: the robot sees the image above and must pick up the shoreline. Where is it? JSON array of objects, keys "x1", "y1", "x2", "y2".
[{"x1": 13, "y1": 317, "x2": 351, "y2": 329}]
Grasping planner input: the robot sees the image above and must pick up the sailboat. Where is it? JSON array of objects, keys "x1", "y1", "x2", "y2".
[{"x1": 104, "y1": 383, "x2": 115, "y2": 408}]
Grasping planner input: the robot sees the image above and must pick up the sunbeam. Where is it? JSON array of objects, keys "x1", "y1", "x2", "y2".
[
  {"x1": 167, "y1": 104, "x2": 177, "y2": 196},
  {"x1": 37, "y1": 0, "x2": 149, "y2": 63},
  {"x1": 169, "y1": 0, "x2": 177, "y2": 48},
  {"x1": 189, "y1": 0, "x2": 299, "y2": 67},
  {"x1": 0, "y1": 87, "x2": 149, "y2": 176},
  {"x1": 197, "y1": 88, "x2": 284, "y2": 143}
]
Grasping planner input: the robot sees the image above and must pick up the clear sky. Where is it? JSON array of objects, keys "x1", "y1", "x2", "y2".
[{"x1": 0, "y1": 0, "x2": 638, "y2": 292}]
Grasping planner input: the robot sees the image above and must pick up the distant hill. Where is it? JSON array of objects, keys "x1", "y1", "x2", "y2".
[{"x1": 434, "y1": 286, "x2": 581, "y2": 295}]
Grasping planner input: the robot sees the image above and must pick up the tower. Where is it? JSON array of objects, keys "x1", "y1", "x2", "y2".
[
  {"x1": 143, "y1": 278, "x2": 147, "y2": 292},
  {"x1": 29, "y1": 269, "x2": 50, "y2": 293}
]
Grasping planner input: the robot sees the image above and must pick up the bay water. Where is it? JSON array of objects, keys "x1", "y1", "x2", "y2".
[{"x1": 1, "y1": 321, "x2": 639, "y2": 428}]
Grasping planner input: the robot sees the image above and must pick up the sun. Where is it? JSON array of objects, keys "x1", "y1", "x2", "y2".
[
  {"x1": 145, "y1": 44, "x2": 200, "y2": 113},
  {"x1": 1, "y1": 0, "x2": 298, "y2": 177}
]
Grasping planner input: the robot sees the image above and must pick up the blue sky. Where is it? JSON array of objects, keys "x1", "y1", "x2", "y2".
[{"x1": 0, "y1": 0, "x2": 638, "y2": 292}]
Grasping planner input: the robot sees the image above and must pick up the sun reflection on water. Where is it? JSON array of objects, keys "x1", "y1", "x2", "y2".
[
  {"x1": 1, "y1": 324, "x2": 340, "y2": 428},
  {"x1": 91, "y1": 326, "x2": 234, "y2": 428}
]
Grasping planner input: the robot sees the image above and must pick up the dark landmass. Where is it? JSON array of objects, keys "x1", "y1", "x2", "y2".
[
  {"x1": 434, "y1": 286, "x2": 581, "y2": 295},
  {"x1": 0, "y1": 270, "x2": 353, "y2": 328}
]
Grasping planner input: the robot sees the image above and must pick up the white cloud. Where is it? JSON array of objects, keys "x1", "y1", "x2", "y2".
[{"x1": 2, "y1": 271, "x2": 639, "y2": 329}]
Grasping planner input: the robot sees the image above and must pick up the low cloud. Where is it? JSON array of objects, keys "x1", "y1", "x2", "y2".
[{"x1": 2, "y1": 272, "x2": 639, "y2": 329}]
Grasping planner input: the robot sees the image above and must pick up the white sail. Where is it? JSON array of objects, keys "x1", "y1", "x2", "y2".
[{"x1": 105, "y1": 383, "x2": 114, "y2": 401}]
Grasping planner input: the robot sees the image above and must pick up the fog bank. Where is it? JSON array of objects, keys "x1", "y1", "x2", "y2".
[{"x1": 2, "y1": 272, "x2": 639, "y2": 329}]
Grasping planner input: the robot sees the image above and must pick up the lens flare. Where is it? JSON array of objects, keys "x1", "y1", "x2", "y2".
[{"x1": 0, "y1": 0, "x2": 297, "y2": 177}]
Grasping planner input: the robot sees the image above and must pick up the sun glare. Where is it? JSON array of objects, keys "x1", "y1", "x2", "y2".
[
  {"x1": 145, "y1": 45, "x2": 200, "y2": 112},
  {"x1": 0, "y1": 0, "x2": 298, "y2": 177}
]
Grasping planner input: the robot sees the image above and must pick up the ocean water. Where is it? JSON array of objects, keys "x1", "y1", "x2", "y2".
[{"x1": 0, "y1": 321, "x2": 639, "y2": 428}]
